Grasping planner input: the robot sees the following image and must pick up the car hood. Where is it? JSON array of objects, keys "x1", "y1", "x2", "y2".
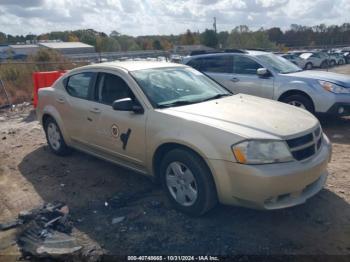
[
  {"x1": 161, "y1": 95, "x2": 318, "y2": 139},
  {"x1": 286, "y1": 70, "x2": 350, "y2": 88}
]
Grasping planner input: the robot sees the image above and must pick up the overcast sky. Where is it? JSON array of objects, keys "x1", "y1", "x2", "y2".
[{"x1": 0, "y1": 0, "x2": 349, "y2": 36}]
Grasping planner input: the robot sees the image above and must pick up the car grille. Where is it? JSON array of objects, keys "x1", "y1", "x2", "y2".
[{"x1": 286, "y1": 127, "x2": 323, "y2": 161}]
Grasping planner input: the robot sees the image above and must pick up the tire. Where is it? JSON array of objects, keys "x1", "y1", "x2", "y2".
[
  {"x1": 160, "y1": 149, "x2": 217, "y2": 216},
  {"x1": 320, "y1": 61, "x2": 328, "y2": 69},
  {"x1": 305, "y1": 62, "x2": 313, "y2": 70},
  {"x1": 44, "y1": 117, "x2": 71, "y2": 156},
  {"x1": 330, "y1": 60, "x2": 336, "y2": 67},
  {"x1": 282, "y1": 94, "x2": 314, "y2": 113}
]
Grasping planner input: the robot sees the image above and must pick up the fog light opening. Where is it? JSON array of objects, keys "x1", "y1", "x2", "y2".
[{"x1": 338, "y1": 107, "x2": 345, "y2": 114}]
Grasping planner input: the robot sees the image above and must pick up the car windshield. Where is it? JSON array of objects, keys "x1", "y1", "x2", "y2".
[
  {"x1": 131, "y1": 67, "x2": 231, "y2": 108},
  {"x1": 256, "y1": 53, "x2": 302, "y2": 74}
]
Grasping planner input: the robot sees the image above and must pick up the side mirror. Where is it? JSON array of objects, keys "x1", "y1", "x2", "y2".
[
  {"x1": 257, "y1": 68, "x2": 271, "y2": 77},
  {"x1": 112, "y1": 98, "x2": 144, "y2": 114}
]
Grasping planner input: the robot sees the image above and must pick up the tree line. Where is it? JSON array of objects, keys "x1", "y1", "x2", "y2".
[{"x1": 1, "y1": 23, "x2": 350, "y2": 52}]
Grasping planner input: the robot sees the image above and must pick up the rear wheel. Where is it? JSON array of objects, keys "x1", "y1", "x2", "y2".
[
  {"x1": 44, "y1": 117, "x2": 71, "y2": 156},
  {"x1": 282, "y1": 94, "x2": 314, "y2": 113},
  {"x1": 160, "y1": 149, "x2": 217, "y2": 216},
  {"x1": 305, "y1": 62, "x2": 313, "y2": 70}
]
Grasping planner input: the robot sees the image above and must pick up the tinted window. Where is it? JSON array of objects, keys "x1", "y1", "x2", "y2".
[
  {"x1": 234, "y1": 56, "x2": 261, "y2": 74},
  {"x1": 95, "y1": 73, "x2": 133, "y2": 105},
  {"x1": 201, "y1": 55, "x2": 233, "y2": 73},
  {"x1": 186, "y1": 58, "x2": 203, "y2": 71},
  {"x1": 66, "y1": 72, "x2": 94, "y2": 99}
]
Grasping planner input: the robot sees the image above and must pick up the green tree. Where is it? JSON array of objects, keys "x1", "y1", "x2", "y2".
[
  {"x1": 152, "y1": 39, "x2": 162, "y2": 50},
  {"x1": 200, "y1": 29, "x2": 218, "y2": 48}
]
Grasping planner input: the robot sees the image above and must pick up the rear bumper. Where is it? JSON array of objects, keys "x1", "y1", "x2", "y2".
[{"x1": 209, "y1": 134, "x2": 332, "y2": 209}]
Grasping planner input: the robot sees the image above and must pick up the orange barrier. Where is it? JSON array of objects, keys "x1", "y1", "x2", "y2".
[{"x1": 32, "y1": 71, "x2": 66, "y2": 108}]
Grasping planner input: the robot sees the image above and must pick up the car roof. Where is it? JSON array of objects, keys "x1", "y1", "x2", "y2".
[
  {"x1": 77, "y1": 61, "x2": 185, "y2": 72},
  {"x1": 185, "y1": 50, "x2": 269, "y2": 60}
]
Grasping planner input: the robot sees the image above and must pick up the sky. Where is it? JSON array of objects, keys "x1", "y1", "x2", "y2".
[{"x1": 0, "y1": 0, "x2": 349, "y2": 36}]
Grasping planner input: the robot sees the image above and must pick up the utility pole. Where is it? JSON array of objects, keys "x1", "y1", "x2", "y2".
[{"x1": 213, "y1": 17, "x2": 217, "y2": 33}]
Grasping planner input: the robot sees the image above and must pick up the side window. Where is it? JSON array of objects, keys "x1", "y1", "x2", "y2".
[
  {"x1": 201, "y1": 55, "x2": 233, "y2": 73},
  {"x1": 95, "y1": 73, "x2": 133, "y2": 105},
  {"x1": 234, "y1": 56, "x2": 261, "y2": 75},
  {"x1": 66, "y1": 72, "x2": 94, "y2": 99},
  {"x1": 187, "y1": 58, "x2": 203, "y2": 71}
]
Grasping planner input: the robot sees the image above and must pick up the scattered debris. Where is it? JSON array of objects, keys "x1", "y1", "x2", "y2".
[
  {"x1": 0, "y1": 202, "x2": 81, "y2": 258},
  {"x1": 149, "y1": 200, "x2": 162, "y2": 209},
  {"x1": 112, "y1": 217, "x2": 125, "y2": 224}
]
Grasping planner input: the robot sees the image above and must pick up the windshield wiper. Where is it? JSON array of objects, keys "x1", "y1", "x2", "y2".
[
  {"x1": 157, "y1": 94, "x2": 231, "y2": 108},
  {"x1": 199, "y1": 93, "x2": 232, "y2": 102},
  {"x1": 157, "y1": 100, "x2": 196, "y2": 108}
]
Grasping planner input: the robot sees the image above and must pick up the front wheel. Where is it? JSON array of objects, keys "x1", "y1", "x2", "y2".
[
  {"x1": 44, "y1": 117, "x2": 71, "y2": 156},
  {"x1": 160, "y1": 149, "x2": 217, "y2": 216},
  {"x1": 282, "y1": 94, "x2": 314, "y2": 113}
]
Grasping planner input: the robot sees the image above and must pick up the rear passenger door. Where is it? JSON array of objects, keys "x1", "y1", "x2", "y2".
[
  {"x1": 87, "y1": 71, "x2": 147, "y2": 169},
  {"x1": 231, "y1": 55, "x2": 274, "y2": 99},
  {"x1": 60, "y1": 72, "x2": 97, "y2": 144}
]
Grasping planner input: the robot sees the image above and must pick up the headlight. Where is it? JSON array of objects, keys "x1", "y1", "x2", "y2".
[
  {"x1": 232, "y1": 140, "x2": 294, "y2": 164},
  {"x1": 319, "y1": 80, "x2": 350, "y2": 94}
]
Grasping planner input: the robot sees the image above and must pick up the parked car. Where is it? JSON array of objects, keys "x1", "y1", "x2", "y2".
[
  {"x1": 37, "y1": 61, "x2": 332, "y2": 215},
  {"x1": 279, "y1": 53, "x2": 307, "y2": 69},
  {"x1": 341, "y1": 51, "x2": 350, "y2": 64},
  {"x1": 328, "y1": 53, "x2": 346, "y2": 66},
  {"x1": 183, "y1": 50, "x2": 350, "y2": 115},
  {"x1": 299, "y1": 52, "x2": 329, "y2": 69}
]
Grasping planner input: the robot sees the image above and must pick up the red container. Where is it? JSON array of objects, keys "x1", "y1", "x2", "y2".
[{"x1": 32, "y1": 71, "x2": 66, "y2": 108}]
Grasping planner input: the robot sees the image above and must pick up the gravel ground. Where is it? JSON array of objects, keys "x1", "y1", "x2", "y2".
[{"x1": 0, "y1": 66, "x2": 350, "y2": 260}]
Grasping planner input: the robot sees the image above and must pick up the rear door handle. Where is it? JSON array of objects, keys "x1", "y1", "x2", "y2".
[
  {"x1": 230, "y1": 77, "x2": 240, "y2": 82},
  {"x1": 56, "y1": 98, "x2": 65, "y2": 104},
  {"x1": 90, "y1": 108, "x2": 101, "y2": 114}
]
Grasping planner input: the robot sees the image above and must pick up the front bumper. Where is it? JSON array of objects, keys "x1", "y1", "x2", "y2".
[
  {"x1": 209, "y1": 134, "x2": 332, "y2": 209},
  {"x1": 325, "y1": 102, "x2": 350, "y2": 116},
  {"x1": 315, "y1": 92, "x2": 350, "y2": 115}
]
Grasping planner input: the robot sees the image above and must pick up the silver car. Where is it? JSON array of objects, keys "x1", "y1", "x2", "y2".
[
  {"x1": 279, "y1": 53, "x2": 307, "y2": 69},
  {"x1": 183, "y1": 50, "x2": 350, "y2": 116}
]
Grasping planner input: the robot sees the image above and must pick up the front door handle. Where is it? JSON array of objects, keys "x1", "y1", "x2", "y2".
[
  {"x1": 230, "y1": 77, "x2": 240, "y2": 82},
  {"x1": 56, "y1": 98, "x2": 65, "y2": 104},
  {"x1": 89, "y1": 108, "x2": 101, "y2": 114}
]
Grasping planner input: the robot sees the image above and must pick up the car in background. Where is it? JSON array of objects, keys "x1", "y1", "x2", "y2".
[
  {"x1": 279, "y1": 53, "x2": 307, "y2": 69},
  {"x1": 37, "y1": 61, "x2": 332, "y2": 215},
  {"x1": 328, "y1": 53, "x2": 346, "y2": 66},
  {"x1": 299, "y1": 52, "x2": 329, "y2": 69},
  {"x1": 341, "y1": 51, "x2": 350, "y2": 64},
  {"x1": 183, "y1": 50, "x2": 350, "y2": 116}
]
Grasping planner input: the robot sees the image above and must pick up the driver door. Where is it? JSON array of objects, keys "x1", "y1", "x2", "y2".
[
  {"x1": 87, "y1": 71, "x2": 147, "y2": 169},
  {"x1": 229, "y1": 55, "x2": 274, "y2": 99}
]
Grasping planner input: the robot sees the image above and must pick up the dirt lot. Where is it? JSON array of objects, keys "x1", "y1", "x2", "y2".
[{"x1": 1, "y1": 66, "x2": 350, "y2": 260}]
